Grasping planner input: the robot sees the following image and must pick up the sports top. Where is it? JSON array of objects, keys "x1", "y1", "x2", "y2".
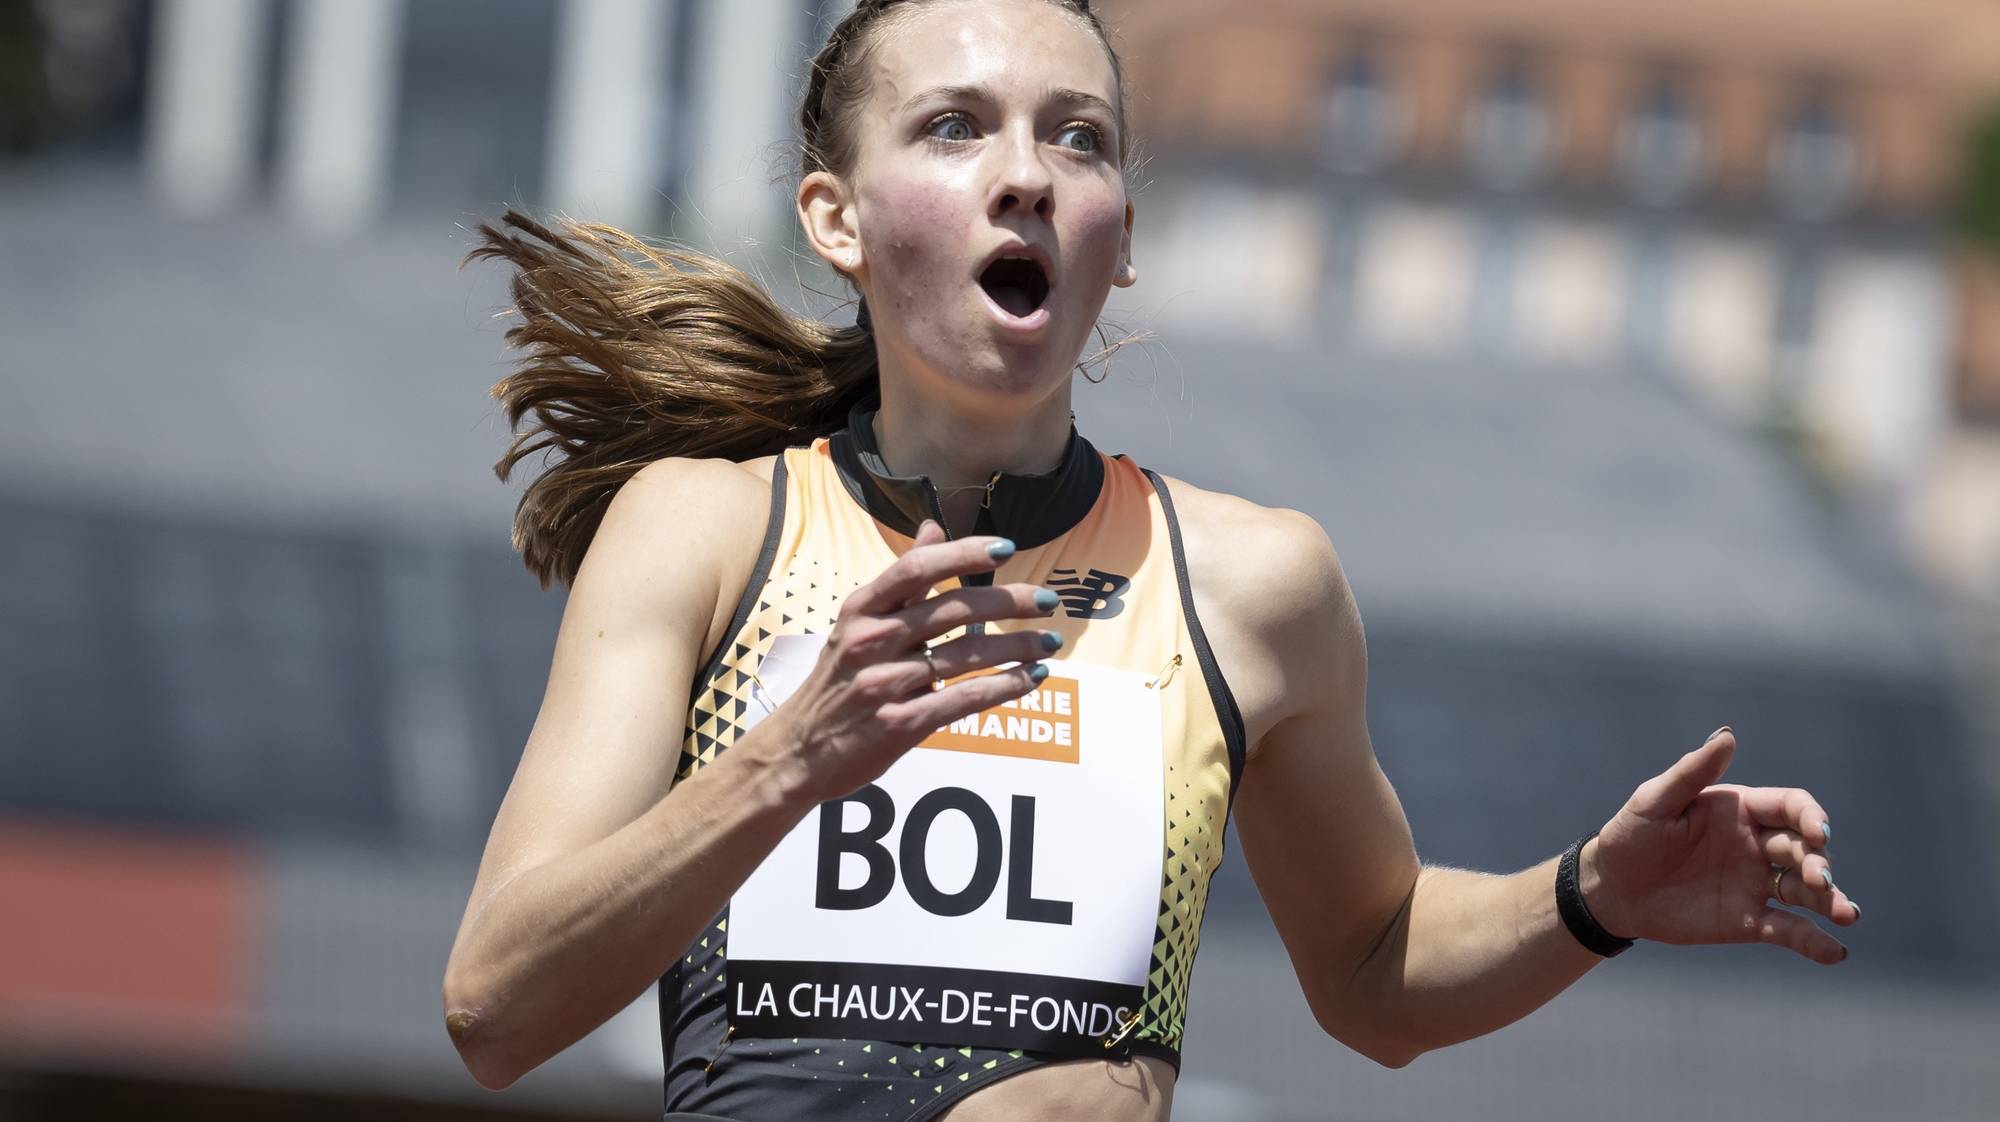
[{"x1": 659, "y1": 400, "x2": 1245, "y2": 1121}]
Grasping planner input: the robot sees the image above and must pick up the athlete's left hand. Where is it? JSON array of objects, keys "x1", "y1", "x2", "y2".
[{"x1": 1583, "y1": 727, "x2": 1860, "y2": 965}]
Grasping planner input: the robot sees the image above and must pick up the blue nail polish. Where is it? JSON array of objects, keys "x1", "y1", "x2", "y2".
[
  {"x1": 1821, "y1": 820, "x2": 1832, "y2": 844},
  {"x1": 1035, "y1": 589, "x2": 1059, "y2": 612},
  {"x1": 1041, "y1": 631, "x2": 1064, "y2": 652},
  {"x1": 987, "y1": 539, "x2": 1016, "y2": 561},
  {"x1": 1028, "y1": 662, "x2": 1050, "y2": 683},
  {"x1": 1822, "y1": 867, "x2": 1834, "y2": 890}
]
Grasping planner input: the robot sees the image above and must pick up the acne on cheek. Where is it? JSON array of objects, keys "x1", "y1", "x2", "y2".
[
  {"x1": 869, "y1": 184, "x2": 961, "y2": 255},
  {"x1": 866, "y1": 185, "x2": 971, "y2": 314}
]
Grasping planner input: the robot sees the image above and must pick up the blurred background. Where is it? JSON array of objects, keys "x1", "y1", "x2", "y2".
[{"x1": 3, "y1": 0, "x2": 1998, "y2": 1118}]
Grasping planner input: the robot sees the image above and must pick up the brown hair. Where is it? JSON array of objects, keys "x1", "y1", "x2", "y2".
[{"x1": 468, "y1": 0, "x2": 1128, "y2": 588}]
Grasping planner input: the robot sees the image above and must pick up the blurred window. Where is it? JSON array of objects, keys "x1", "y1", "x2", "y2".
[
  {"x1": 2, "y1": 0, "x2": 148, "y2": 159},
  {"x1": 1322, "y1": 45, "x2": 1407, "y2": 176},
  {"x1": 390, "y1": 0, "x2": 558, "y2": 215},
  {"x1": 1464, "y1": 56, "x2": 1556, "y2": 192},
  {"x1": 1770, "y1": 90, "x2": 1863, "y2": 221},
  {"x1": 0, "y1": 497, "x2": 562, "y2": 848},
  {"x1": 1617, "y1": 74, "x2": 1706, "y2": 208}
]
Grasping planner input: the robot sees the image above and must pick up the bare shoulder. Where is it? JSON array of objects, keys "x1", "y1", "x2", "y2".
[
  {"x1": 574, "y1": 454, "x2": 779, "y2": 640},
  {"x1": 618, "y1": 453, "x2": 776, "y2": 507},
  {"x1": 1148, "y1": 471, "x2": 1360, "y2": 750},
  {"x1": 593, "y1": 454, "x2": 772, "y2": 555},
  {"x1": 1149, "y1": 472, "x2": 1346, "y2": 630}
]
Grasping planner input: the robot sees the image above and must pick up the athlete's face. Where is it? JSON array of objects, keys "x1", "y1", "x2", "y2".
[{"x1": 802, "y1": 0, "x2": 1136, "y2": 405}]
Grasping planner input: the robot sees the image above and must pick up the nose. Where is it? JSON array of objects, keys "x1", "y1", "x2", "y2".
[{"x1": 989, "y1": 128, "x2": 1054, "y2": 223}]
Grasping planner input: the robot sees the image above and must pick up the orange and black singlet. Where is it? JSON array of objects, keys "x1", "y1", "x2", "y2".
[{"x1": 659, "y1": 401, "x2": 1245, "y2": 1121}]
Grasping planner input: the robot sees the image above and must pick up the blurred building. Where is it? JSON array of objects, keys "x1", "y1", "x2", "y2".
[
  {"x1": 1102, "y1": 0, "x2": 2000, "y2": 602},
  {"x1": 2, "y1": 2, "x2": 1998, "y2": 1120},
  {"x1": 30, "y1": 0, "x2": 2000, "y2": 585}
]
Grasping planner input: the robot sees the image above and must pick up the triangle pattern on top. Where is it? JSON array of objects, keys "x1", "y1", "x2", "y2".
[{"x1": 677, "y1": 549, "x2": 848, "y2": 782}]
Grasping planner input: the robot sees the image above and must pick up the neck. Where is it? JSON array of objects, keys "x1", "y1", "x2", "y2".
[{"x1": 874, "y1": 385, "x2": 1076, "y2": 538}]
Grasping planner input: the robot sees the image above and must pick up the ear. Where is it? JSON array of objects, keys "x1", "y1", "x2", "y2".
[
  {"x1": 1112, "y1": 201, "x2": 1138, "y2": 288},
  {"x1": 798, "y1": 170, "x2": 864, "y2": 277}
]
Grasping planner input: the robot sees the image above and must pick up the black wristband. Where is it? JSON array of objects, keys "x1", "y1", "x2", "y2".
[{"x1": 1556, "y1": 829, "x2": 1635, "y2": 958}]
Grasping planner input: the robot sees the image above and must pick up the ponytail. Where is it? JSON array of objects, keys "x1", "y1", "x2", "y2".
[{"x1": 464, "y1": 210, "x2": 876, "y2": 589}]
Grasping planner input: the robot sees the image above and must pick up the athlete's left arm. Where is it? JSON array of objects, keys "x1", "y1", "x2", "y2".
[{"x1": 1222, "y1": 509, "x2": 1859, "y2": 1068}]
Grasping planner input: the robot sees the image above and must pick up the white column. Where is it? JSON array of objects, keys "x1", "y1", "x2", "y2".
[
  {"x1": 1512, "y1": 218, "x2": 1627, "y2": 366},
  {"x1": 1806, "y1": 251, "x2": 1953, "y2": 491},
  {"x1": 1352, "y1": 201, "x2": 1477, "y2": 354},
  {"x1": 545, "y1": 0, "x2": 676, "y2": 231},
  {"x1": 1664, "y1": 233, "x2": 1779, "y2": 418},
  {"x1": 683, "y1": 0, "x2": 805, "y2": 249},
  {"x1": 274, "y1": 0, "x2": 405, "y2": 237},
  {"x1": 143, "y1": 0, "x2": 272, "y2": 217},
  {"x1": 1146, "y1": 180, "x2": 1323, "y2": 344}
]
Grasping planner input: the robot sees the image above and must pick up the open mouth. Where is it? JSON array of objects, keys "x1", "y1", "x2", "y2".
[{"x1": 978, "y1": 256, "x2": 1052, "y2": 320}]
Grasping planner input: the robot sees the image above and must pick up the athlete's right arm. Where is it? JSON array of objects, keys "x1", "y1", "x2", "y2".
[{"x1": 441, "y1": 461, "x2": 1057, "y2": 1091}]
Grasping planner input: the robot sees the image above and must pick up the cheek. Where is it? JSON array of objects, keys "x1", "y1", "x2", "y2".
[
  {"x1": 862, "y1": 182, "x2": 973, "y2": 314},
  {"x1": 1065, "y1": 192, "x2": 1127, "y2": 278}
]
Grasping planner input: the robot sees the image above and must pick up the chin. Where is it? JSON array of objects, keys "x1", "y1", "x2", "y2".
[
  {"x1": 895, "y1": 305, "x2": 1068, "y2": 395},
  {"x1": 938, "y1": 344, "x2": 1077, "y2": 407}
]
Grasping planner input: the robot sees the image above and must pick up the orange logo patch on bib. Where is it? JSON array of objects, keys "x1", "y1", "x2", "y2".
[{"x1": 922, "y1": 674, "x2": 1080, "y2": 764}]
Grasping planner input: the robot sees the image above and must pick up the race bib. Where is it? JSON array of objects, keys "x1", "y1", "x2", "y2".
[{"x1": 724, "y1": 634, "x2": 1165, "y2": 1056}]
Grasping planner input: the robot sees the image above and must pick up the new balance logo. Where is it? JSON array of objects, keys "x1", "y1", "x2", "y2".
[{"x1": 1046, "y1": 568, "x2": 1129, "y2": 619}]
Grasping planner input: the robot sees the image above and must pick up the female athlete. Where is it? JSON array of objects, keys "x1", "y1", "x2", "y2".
[{"x1": 442, "y1": 2, "x2": 1860, "y2": 1119}]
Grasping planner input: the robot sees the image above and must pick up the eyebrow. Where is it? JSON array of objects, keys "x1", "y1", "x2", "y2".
[{"x1": 901, "y1": 84, "x2": 1117, "y2": 121}]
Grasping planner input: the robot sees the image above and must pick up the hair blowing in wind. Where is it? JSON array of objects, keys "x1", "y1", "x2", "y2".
[{"x1": 465, "y1": 0, "x2": 1126, "y2": 590}]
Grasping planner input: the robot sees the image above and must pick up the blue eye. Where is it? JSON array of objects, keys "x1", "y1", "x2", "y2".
[
  {"x1": 926, "y1": 114, "x2": 976, "y2": 142},
  {"x1": 1055, "y1": 124, "x2": 1101, "y2": 154}
]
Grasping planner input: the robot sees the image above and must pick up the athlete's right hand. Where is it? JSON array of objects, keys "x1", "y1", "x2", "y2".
[{"x1": 757, "y1": 519, "x2": 1063, "y2": 806}]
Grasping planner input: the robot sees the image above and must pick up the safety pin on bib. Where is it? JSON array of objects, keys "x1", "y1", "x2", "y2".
[
  {"x1": 1102, "y1": 1008, "x2": 1143, "y2": 1051},
  {"x1": 705, "y1": 1024, "x2": 736, "y2": 1073},
  {"x1": 1144, "y1": 653, "x2": 1182, "y2": 689},
  {"x1": 747, "y1": 669, "x2": 776, "y2": 716}
]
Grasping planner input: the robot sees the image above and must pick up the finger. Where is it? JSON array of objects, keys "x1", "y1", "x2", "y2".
[
  {"x1": 880, "y1": 662, "x2": 1047, "y2": 737},
  {"x1": 1772, "y1": 863, "x2": 1859, "y2": 927},
  {"x1": 895, "y1": 585, "x2": 1058, "y2": 642},
  {"x1": 1625, "y1": 727, "x2": 1736, "y2": 820},
  {"x1": 850, "y1": 658, "x2": 938, "y2": 705},
  {"x1": 1749, "y1": 906, "x2": 1848, "y2": 965},
  {"x1": 845, "y1": 530, "x2": 1015, "y2": 617},
  {"x1": 1723, "y1": 785, "x2": 1832, "y2": 847},
  {"x1": 1756, "y1": 829, "x2": 1830, "y2": 888},
  {"x1": 895, "y1": 520, "x2": 951, "y2": 609},
  {"x1": 925, "y1": 628, "x2": 1062, "y2": 677}
]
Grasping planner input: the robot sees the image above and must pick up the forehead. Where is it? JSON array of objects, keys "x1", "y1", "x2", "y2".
[{"x1": 866, "y1": 0, "x2": 1116, "y2": 112}]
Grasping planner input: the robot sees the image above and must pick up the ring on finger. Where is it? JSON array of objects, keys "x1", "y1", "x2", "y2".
[
  {"x1": 920, "y1": 645, "x2": 941, "y2": 691},
  {"x1": 1770, "y1": 865, "x2": 1790, "y2": 906}
]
